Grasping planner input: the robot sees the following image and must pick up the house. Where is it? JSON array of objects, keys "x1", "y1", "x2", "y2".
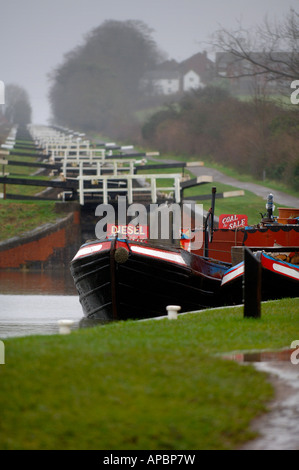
[
  {"x1": 179, "y1": 51, "x2": 214, "y2": 91},
  {"x1": 140, "y1": 51, "x2": 214, "y2": 96},
  {"x1": 140, "y1": 49, "x2": 294, "y2": 97},
  {"x1": 181, "y1": 69, "x2": 205, "y2": 91},
  {"x1": 141, "y1": 69, "x2": 181, "y2": 96}
]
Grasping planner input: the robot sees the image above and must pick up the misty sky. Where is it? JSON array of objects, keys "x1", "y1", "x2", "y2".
[{"x1": 0, "y1": 0, "x2": 297, "y2": 124}]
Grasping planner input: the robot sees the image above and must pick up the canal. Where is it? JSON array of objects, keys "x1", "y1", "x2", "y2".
[{"x1": 0, "y1": 269, "x2": 84, "y2": 338}]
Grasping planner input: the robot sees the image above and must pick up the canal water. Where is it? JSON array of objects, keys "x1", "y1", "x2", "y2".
[{"x1": 0, "y1": 269, "x2": 84, "y2": 338}]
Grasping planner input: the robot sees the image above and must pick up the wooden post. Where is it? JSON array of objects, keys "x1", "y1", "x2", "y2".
[
  {"x1": 151, "y1": 177, "x2": 157, "y2": 204},
  {"x1": 0, "y1": 158, "x2": 8, "y2": 199},
  {"x1": 128, "y1": 176, "x2": 133, "y2": 205},
  {"x1": 103, "y1": 178, "x2": 108, "y2": 205},
  {"x1": 243, "y1": 247, "x2": 262, "y2": 318},
  {"x1": 174, "y1": 176, "x2": 181, "y2": 203},
  {"x1": 78, "y1": 177, "x2": 84, "y2": 205}
]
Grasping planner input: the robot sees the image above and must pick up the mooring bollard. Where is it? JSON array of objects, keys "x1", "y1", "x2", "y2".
[
  {"x1": 58, "y1": 319, "x2": 74, "y2": 334},
  {"x1": 166, "y1": 305, "x2": 181, "y2": 320}
]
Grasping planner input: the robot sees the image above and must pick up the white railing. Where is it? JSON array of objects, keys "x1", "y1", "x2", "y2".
[
  {"x1": 51, "y1": 147, "x2": 106, "y2": 165},
  {"x1": 28, "y1": 125, "x2": 175, "y2": 206},
  {"x1": 76, "y1": 173, "x2": 182, "y2": 205},
  {"x1": 61, "y1": 158, "x2": 145, "y2": 178}
]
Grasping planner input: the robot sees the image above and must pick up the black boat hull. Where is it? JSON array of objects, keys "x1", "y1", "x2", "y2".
[{"x1": 70, "y1": 239, "x2": 231, "y2": 321}]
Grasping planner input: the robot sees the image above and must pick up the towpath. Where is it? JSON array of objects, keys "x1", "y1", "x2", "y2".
[
  {"x1": 147, "y1": 156, "x2": 299, "y2": 207},
  {"x1": 191, "y1": 165, "x2": 299, "y2": 207},
  {"x1": 239, "y1": 361, "x2": 299, "y2": 450}
]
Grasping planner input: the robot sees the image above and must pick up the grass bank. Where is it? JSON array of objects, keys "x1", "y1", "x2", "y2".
[
  {"x1": 0, "y1": 297, "x2": 298, "y2": 450},
  {"x1": 147, "y1": 151, "x2": 299, "y2": 200},
  {"x1": 183, "y1": 183, "x2": 266, "y2": 225},
  {"x1": 0, "y1": 138, "x2": 60, "y2": 240},
  {"x1": 0, "y1": 201, "x2": 59, "y2": 241},
  {"x1": 202, "y1": 159, "x2": 299, "y2": 200}
]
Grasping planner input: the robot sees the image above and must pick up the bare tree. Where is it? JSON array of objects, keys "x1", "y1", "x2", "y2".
[{"x1": 212, "y1": 8, "x2": 299, "y2": 86}]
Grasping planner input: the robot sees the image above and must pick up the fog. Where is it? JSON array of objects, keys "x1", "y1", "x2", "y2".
[{"x1": 0, "y1": 0, "x2": 296, "y2": 124}]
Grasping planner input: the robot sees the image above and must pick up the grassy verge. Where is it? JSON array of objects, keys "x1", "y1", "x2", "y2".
[
  {"x1": 184, "y1": 183, "x2": 270, "y2": 225},
  {"x1": 0, "y1": 201, "x2": 59, "y2": 241},
  {"x1": 137, "y1": 152, "x2": 297, "y2": 224},
  {"x1": 0, "y1": 297, "x2": 298, "y2": 450},
  {"x1": 1, "y1": 174, "x2": 54, "y2": 197},
  {"x1": 137, "y1": 161, "x2": 283, "y2": 225},
  {"x1": 0, "y1": 139, "x2": 60, "y2": 240},
  {"x1": 1, "y1": 137, "x2": 53, "y2": 195},
  {"x1": 147, "y1": 151, "x2": 299, "y2": 200},
  {"x1": 202, "y1": 159, "x2": 299, "y2": 200},
  {"x1": 6, "y1": 154, "x2": 42, "y2": 178}
]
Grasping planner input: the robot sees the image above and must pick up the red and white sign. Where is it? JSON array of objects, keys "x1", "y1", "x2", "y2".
[
  {"x1": 219, "y1": 214, "x2": 248, "y2": 229},
  {"x1": 107, "y1": 224, "x2": 148, "y2": 240}
]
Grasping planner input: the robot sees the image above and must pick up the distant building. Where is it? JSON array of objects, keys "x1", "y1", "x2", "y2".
[
  {"x1": 215, "y1": 51, "x2": 293, "y2": 94},
  {"x1": 140, "y1": 51, "x2": 214, "y2": 96},
  {"x1": 179, "y1": 51, "x2": 214, "y2": 91},
  {"x1": 182, "y1": 69, "x2": 204, "y2": 92},
  {"x1": 141, "y1": 69, "x2": 181, "y2": 96},
  {"x1": 141, "y1": 49, "x2": 295, "y2": 98}
]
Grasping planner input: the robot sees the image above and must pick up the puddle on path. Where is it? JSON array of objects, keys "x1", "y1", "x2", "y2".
[
  {"x1": 240, "y1": 362, "x2": 299, "y2": 450},
  {"x1": 223, "y1": 348, "x2": 299, "y2": 450}
]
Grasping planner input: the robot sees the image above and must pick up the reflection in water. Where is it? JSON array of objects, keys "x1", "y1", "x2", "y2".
[
  {"x1": 0, "y1": 270, "x2": 113, "y2": 338},
  {"x1": 0, "y1": 269, "x2": 77, "y2": 295},
  {"x1": 0, "y1": 295, "x2": 83, "y2": 338}
]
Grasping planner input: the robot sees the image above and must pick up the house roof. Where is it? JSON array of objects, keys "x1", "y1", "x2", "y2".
[
  {"x1": 179, "y1": 51, "x2": 214, "y2": 75},
  {"x1": 142, "y1": 51, "x2": 214, "y2": 85}
]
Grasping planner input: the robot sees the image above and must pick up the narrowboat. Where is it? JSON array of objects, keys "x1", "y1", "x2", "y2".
[
  {"x1": 221, "y1": 248, "x2": 299, "y2": 303},
  {"x1": 70, "y1": 237, "x2": 231, "y2": 321}
]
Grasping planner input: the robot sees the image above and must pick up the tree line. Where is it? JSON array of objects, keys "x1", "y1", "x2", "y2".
[{"x1": 141, "y1": 86, "x2": 299, "y2": 191}]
